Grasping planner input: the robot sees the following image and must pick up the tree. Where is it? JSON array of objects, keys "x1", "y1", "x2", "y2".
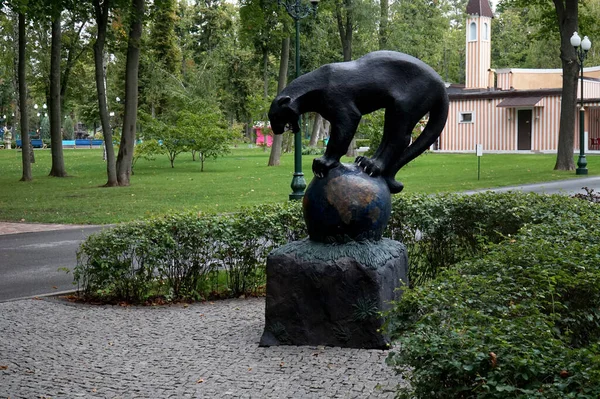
[
  {"x1": 186, "y1": 110, "x2": 238, "y2": 172},
  {"x1": 63, "y1": 115, "x2": 74, "y2": 139},
  {"x1": 268, "y1": 37, "x2": 290, "y2": 166},
  {"x1": 132, "y1": 137, "x2": 161, "y2": 172},
  {"x1": 48, "y1": 8, "x2": 68, "y2": 177},
  {"x1": 146, "y1": 0, "x2": 182, "y2": 116},
  {"x1": 491, "y1": 6, "x2": 530, "y2": 68},
  {"x1": 3, "y1": 0, "x2": 41, "y2": 180},
  {"x1": 379, "y1": 0, "x2": 389, "y2": 49},
  {"x1": 552, "y1": 0, "x2": 579, "y2": 171},
  {"x1": 92, "y1": 0, "x2": 118, "y2": 186},
  {"x1": 500, "y1": 0, "x2": 580, "y2": 170},
  {"x1": 335, "y1": 0, "x2": 354, "y2": 62},
  {"x1": 308, "y1": 113, "x2": 324, "y2": 147},
  {"x1": 140, "y1": 112, "x2": 189, "y2": 168},
  {"x1": 17, "y1": 10, "x2": 32, "y2": 181},
  {"x1": 60, "y1": 6, "x2": 91, "y2": 111},
  {"x1": 190, "y1": 0, "x2": 234, "y2": 56},
  {"x1": 387, "y1": 0, "x2": 448, "y2": 70},
  {"x1": 116, "y1": 0, "x2": 145, "y2": 186},
  {"x1": 149, "y1": 0, "x2": 181, "y2": 75},
  {"x1": 0, "y1": 13, "x2": 15, "y2": 124},
  {"x1": 40, "y1": 115, "x2": 50, "y2": 139}
]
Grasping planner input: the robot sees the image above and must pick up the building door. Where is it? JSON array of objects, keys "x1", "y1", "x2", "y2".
[{"x1": 517, "y1": 109, "x2": 532, "y2": 150}]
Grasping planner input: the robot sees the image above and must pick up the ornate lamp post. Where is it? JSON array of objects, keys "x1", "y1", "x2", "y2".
[
  {"x1": 277, "y1": 0, "x2": 319, "y2": 200},
  {"x1": 571, "y1": 32, "x2": 592, "y2": 175}
]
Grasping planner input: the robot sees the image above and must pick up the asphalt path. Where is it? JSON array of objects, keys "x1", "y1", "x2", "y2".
[
  {"x1": 0, "y1": 176, "x2": 599, "y2": 303},
  {"x1": 464, "y1": 175, "x2": 600, "y2": 196},
  {"x1": 0, "y1": 226, "x2": 105, "y2": 302}
]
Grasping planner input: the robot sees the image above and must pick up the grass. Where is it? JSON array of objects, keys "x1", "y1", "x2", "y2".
[{"x1": 0, "y1": 146, "x2": 597, "y2": 224}]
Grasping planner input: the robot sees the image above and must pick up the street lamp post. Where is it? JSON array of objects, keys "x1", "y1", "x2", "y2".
[
  {"x1": 277, "y1": 0, "x2": 319, "y2": 200},
  {"x1": 571, "y1": 32, "x2": 592, "y2": 175}
]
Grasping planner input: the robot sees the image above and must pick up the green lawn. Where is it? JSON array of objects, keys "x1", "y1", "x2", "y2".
[{"x1": 0, "y1": 147, "x2": 596, "y2": 224}]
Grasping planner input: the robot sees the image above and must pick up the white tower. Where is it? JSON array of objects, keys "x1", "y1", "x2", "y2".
[{"x1": 465, "y1": 0, "x2": 494, "y2": 89}]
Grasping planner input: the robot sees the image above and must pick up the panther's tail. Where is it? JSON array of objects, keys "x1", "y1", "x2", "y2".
[{"x1": 385, "y1": 92, "x2": 449, "y2": 193}]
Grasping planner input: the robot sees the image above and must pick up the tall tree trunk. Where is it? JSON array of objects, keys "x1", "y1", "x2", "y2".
[
  {"x1": 553, "y1": 0, "x2": 578, "y2": 170},
  {"x1": 93, "y1": 0, "x2": 117, "y2": 186},
  {"x1": 335, "y1": 0, "x2": 353, "y2": 62},
  {"x1": 49, "y1": 16, "x2": 68, "y2": 177},
  {"x1": 336, "y1": 0, "x2": 356, "y2": 157},
  {"x1": 323, "y1": 119, "x2": 330, "y2": 138},
  {"x1": 309, "y1": 113, "x2": 322, "y2": 147},
  {"x1": 262, "y1": 45, "x2": 269, "y2": 152},
  {"x1": 379, "y1": 0, "x2": 389, "y2": 50},
  {"x1": 268, "y1": 37, "x2": 290, "y2": 166},
  {"x1": 60, "y1": 21, "x2": 87, "y2": 111},
  {"x1": 18, "y1": 13, "x2": 32, "y2": 182},
  {"x1": 116, "y1": 0, "x2": 144, "y2": 186},
  {"x1": 11, "y1": 10, "x2": 19, "y2": 138}
]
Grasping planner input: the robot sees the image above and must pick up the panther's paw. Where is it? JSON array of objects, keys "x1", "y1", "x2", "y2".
[
  {"x1": 355, "y1": 156, "x2": 383, "y2": 177},
  {"x1": 313, "y1": 157, "x2": 341, "y2": 178}
]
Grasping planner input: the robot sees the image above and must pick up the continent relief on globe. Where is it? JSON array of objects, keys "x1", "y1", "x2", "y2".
[{"x1": 303, "y1": 164, "x2": 392, "y2": 243}]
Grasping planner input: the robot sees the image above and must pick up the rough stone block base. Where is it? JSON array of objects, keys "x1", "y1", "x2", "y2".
[{"x1": 259, "y1": 238, "x2": 408, "y2": 349}]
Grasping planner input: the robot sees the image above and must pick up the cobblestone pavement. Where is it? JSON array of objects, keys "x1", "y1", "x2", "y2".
[{"x1": 0, "y1": 297, "x2": 403, "y2": 398}]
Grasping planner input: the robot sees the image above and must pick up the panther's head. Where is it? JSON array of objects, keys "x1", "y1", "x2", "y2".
[{"x1": 268, "y1": 96, "x2": 300, "y2": 135}]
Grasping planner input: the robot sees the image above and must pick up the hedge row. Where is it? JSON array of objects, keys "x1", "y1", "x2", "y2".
[
  {"x1": 387, "y1": 192, "x2": 590, "y2": 286},
  {"x1": 385, "y1": 194, "x2": 600, "y2": 398},
  {"x1": 76, "y1": 191, "x2": 592, "y2": 302},
  {"x1": 75, "y1": 202, "x2": 306, "y2": 302}
]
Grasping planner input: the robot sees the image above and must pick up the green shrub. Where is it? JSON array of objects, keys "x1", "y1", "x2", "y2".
[
  {"x1": 354, "y1": 138, "x2": 370, "y2": 148},
  {"x1": 387, "y1": 192, "x2": 586, "y2": 285},
  {"x1": 75, "y1": 221, "x2": 157, "y2": 302},
  {"x1": 302, "y1": 146, "x2": 325, "y2": 155},
  {"x1": 75, "y1": 201, "x2": 305, "y2": 302},
  {"x1": 385, "y1": 197, "x2": 600, "y2": 398}
]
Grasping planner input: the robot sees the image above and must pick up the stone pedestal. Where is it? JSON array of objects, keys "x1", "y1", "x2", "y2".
[{"x1": 259, "y1": 238, "x2": 408, "y2": 349}]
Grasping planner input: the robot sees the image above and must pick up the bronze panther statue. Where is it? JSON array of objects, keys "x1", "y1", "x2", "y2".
[{"x1": 268, "y1": 50, "x2": 449, "y2": 193}]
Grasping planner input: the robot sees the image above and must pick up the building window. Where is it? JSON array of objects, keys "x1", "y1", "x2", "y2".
[
  {"x1": 483, "y1": 23, "x2": 489, "y2": 40},
  {"x1": 460, "y1": 112, "x2": 474, "y2": 123},
  {"x1": 469, "y1": 22, "x2": 477, "y2": 41}
]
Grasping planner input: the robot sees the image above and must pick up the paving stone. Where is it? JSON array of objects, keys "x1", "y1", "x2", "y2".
[{"x1": 0, "y1": 297, "x2": 406, "y2": 398}]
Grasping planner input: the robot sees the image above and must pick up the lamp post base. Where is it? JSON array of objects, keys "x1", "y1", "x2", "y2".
[
  {"x1": 576, "y1": 155, "x2": 588, "y2": 175},
  {"x1": 289, "y1": 173, "x2": 307, "y2": 201}
]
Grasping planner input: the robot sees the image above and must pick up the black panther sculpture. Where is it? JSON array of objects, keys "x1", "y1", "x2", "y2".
[{"x1": 268, "y1": 50, "x2": 449, "y2": 194}]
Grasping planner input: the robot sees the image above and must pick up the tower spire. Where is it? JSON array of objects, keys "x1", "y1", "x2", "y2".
[
  {"x1": 465, "y1": 0, "x2": 493, "y2": 89},
  {"x1": 466, "y1": 0, "x2": 494, "y2": 18}
]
